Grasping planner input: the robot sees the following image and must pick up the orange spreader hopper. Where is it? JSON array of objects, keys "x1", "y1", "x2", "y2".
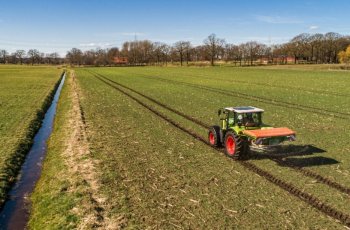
[{"x1": 243, "y1": 127, "x2": 296, "y2": 139}]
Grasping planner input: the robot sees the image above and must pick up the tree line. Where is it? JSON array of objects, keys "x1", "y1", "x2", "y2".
[
  {"x1": 1, "y1": 32, "x2": 349, "y2": 66},
  {"x1": 66, "y1": 32, "x2": 350, "y2": 66},
  {"x1": 0, "y1": 49, "x2": 63, "y2": 65}
]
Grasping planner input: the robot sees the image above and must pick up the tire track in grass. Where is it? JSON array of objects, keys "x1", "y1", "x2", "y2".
[
  {"x1": 89, "y1": 70, "x2": 350, "y2": 197},
  {"x1": 89, "y1": 71, "x2": 350, "y2": 227},
  {"x1": 117, "y1": 71, "x2": 350, "y2": 120}
]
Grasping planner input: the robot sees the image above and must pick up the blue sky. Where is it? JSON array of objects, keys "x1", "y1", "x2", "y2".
[{"x1": 0, "y1": 0, "x2": 349, "y2": 56}]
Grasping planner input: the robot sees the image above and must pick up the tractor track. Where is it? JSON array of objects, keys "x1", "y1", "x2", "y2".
[
  {"x1": 89, "y1": 70, "x2": 350, "y2": 197},
  {"x1": 88, "y1": 71, "x2": 350, "y2": 227},
  {"x1": 118, "y1": 71, "x2": 350, "y2": 120}
]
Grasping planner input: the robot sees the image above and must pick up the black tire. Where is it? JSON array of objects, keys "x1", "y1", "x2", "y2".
[
  {"x1": 224, "y1": 131, "x2": 245, "y2": 159},
  {"x1": 208, "y1": 125, "x2": 221, "y2": 147}
]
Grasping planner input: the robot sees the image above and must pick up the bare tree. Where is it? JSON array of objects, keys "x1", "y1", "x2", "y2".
[
  {"x1": 0, "y1": 50, "x2": 8, "y2": 64},
  {"x1": 235, "y1": 45, "x2": 244, "y2": 66},
  {"x1": 204, "y1": 34, "x2": 225, "y2": 66},
  {"x1": 95, "y1": 48, "x2": 108, "y2": 66},
  {"x1": 51, "y1": 52, "x2": 60, "y2": 64},
  {"x1": 185, "y1": 42, "x2": 192, "y2": 65},
  {"x1": 107, "y1": 47, "x2": 120, "y2": 65},
  {"x1": 39, "y1": 52, "x2": 46, "y2": 64},
  {"x1": 121, "y1": 40, "x2": 153, "y2": 65},
  {"x1": 83, "y1": 50, "x2": 96, "y2": 65},
  {"x1": 192, "y1": 45, "x2": 207, "y2": 63},
  {"x1": 162, "y1": 44, "x2": 171, "y2": 66},
  {"x1": 224, "y1": 44, "x2": 245, "y2": 66},
  {"x1": 323, "y1": 32, "x2": 341, "y2": 63},
  {"x1": 244, "y1": 41, "x2": 263, "y2": 65},
  {"x1": 308, "y1": 34, "x2": 323, "y2": 63},
  {"x1": 45, "y1": 52, "x2": 60, "y2": 64},
  {"x1": 152, "y1": 42, "x2": 163, "y2": 65},
  {"x1": 14, "y1": 50, "x2": 26, "y2": 64},
  {"x1": 66, "y1": 48, "x2": 83, "y2": 65},
  {"x1": 27, "y1": 49, "x2": 40, "y2": 65},
  {"x1": 290, "y1": 33, "x2": 310, "y2": 63},
  {"x1": 174, "y1": 41, "x2": 190, "y2": 66}
]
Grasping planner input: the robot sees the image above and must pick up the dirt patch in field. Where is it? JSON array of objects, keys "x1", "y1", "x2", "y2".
[{"x1": 63, "y1": 71, "x2": 121, "y2": 229}]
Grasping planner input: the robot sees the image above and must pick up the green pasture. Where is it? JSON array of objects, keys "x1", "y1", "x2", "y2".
[
  {"x1": 66, "y1": 66, "x2": 350, "y2": 228},
  {"x1": 0, "y1": 65, "x2": 61, "y2": 204}
]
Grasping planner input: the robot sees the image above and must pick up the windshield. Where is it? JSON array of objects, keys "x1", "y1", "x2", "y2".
[{"x1": 237, "y1": 112, "x2": 261, "y2": 127}]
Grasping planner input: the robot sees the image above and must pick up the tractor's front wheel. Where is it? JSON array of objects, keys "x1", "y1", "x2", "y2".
[
  {"x1": 208, "y1": 126, "x2": 221, "y2": 147},
  {"x1": 224, "y1": 131, "x2": 244, "y2": 159}
]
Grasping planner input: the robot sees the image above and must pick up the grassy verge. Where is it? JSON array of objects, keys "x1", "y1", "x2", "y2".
[
  {"x1": 29, "y1": 71, "x2": 112, "y2": 229},
  {"x1": 29, "y1": 71, "x2": 79, "y2": 228}
]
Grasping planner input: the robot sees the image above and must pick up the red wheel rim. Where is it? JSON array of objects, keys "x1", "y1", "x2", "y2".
[
  {"x1": 209, "y1": 132, "x2": 215, "y2": 145},
  {"x1": 226, "y1": 136, "x2": 236, "y2": 155}
]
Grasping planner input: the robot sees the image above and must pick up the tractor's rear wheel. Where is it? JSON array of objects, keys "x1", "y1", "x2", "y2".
[
  {"x1": 208, "y1": 126, "x2": 221, "y2": 147},
  {"x1": 224, "y1": 131, "x2": 244, "y2": 159}
]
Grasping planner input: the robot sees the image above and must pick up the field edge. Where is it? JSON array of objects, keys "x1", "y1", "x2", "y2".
[{"x1": 0, "y1": 71, "x2": 64, "y2": 207}]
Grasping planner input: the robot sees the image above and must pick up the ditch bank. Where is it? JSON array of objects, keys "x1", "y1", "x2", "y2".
[{"x1": 0, "y1": 72, "x2": 66, "y2": 229}]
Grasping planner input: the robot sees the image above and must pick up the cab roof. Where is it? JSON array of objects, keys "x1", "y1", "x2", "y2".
[{"x1": 224, "y1": 106, "x2": 264, "y2": 113}]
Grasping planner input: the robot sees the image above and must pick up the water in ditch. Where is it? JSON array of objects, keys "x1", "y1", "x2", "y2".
[{"x1": 0, "y1": 73, "x2": 66, "y2": 229}]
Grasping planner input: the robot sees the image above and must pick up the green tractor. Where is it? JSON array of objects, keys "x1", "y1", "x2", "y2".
[{"x1": 208, "y1": 106, "x2": 296, "y2": 158}]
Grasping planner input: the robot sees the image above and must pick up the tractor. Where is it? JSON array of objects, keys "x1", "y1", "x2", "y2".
[{"x1": 208, "y1": 106, "x2": 296, "y2": 158}]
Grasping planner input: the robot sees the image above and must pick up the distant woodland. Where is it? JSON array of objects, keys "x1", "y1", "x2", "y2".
[{"x1": 1, "y1": 32, "x2": 350, "y2": 66}]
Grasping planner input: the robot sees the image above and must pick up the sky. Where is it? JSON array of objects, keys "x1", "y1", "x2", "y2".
[{"x1": 0, "y1": 0, "x2": 349, "y2": 56}]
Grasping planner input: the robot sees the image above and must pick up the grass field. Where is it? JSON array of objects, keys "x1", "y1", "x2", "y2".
[
  {"x1": 0, "y1": 65, "x2": 62, "y2": 205},
  {"x1": 30, "y1": 66, "x2": 349, "y2": 228}
]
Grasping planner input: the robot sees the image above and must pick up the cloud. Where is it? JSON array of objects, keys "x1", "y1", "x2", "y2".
[
  {"x1": 309, "y1": 25, "x2": 319, "y2": 30},
  {"x1": 233, "y1": 36, "x2": 291, "y2": 44},
  {"x1": 255, "y1": 15, "x2": 303, "y2": 24},
  {"x1": 121, "y1": 32, "x2": 145, "y2": 36},
  {"x1": 79, "y1": 42, "x2": 96, "y2": 47},
  {"x1": 79, "y1": 42, "x2": 112, "y2": 48}
]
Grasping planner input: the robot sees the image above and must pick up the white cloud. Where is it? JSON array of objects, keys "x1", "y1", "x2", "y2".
[
  {"x1": 121, "y1": 32, "x2": 145, "y2": 36},
  {"x1": 79, "y1": 42, "x2": 112, "y2": 48},
  {"x1": 79, "y1": 42, "x2": 96, "y2": 47},
  {"x1": 233, "y1": 36, "x2": 291, "y2": 44},
  {"x1": 255, "y1": 15, "x2": 303, "y2": 24},
  {"x1": 309, "y1": 25, "x2": 319, "y2": 30}
]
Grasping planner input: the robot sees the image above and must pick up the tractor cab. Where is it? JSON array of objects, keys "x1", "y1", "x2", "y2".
[{"x1": 218, "y1": 106, "x2": 264, "y2": 130}]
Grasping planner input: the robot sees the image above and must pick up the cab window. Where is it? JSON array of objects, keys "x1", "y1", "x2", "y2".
[
  {"x1": 228, "y1": 111, "x2": 234, "y2": 126},
  {"x1": 243, "y1": 112, "x2": 261, "y2": 126}
]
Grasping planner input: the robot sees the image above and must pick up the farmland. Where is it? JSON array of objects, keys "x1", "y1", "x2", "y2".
[
  {"x1": 0, "y1": 65, "x2": 62, "y2": 205},
  {"x1": 28, "y1": 66, "x2": 350, "y2": 228}
]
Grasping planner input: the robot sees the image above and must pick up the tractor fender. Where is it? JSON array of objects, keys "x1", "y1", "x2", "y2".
[{"x1": 221, "y1": 128, "x2": 237, "y2": 145}]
